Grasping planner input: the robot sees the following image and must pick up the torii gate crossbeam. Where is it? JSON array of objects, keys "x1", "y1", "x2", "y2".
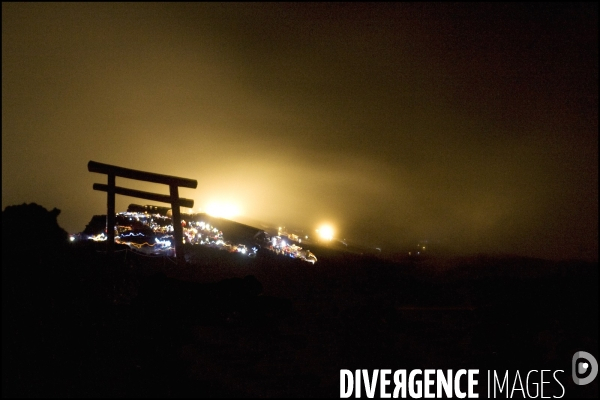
[{"x1": 88, "y1": 160, "x2": 197, "y2": 263}]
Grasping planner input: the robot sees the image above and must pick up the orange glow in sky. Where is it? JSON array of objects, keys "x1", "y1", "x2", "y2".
[
  {"x1": 205, "y1": 202, "x2": 240, "y2": 219},
  {"x1": 2, "y1": 3, "x2": 597, "y2": 262},
  {"x1": 317, "y1": 224, "x2": 334, "y2": 241}
]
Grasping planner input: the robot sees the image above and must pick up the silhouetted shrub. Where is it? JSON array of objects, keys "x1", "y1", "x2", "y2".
[{"x1": 2, "y1": 203, "x2": 69, "y2": 262}]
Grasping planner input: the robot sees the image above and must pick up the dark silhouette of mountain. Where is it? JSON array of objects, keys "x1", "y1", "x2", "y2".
[{"x1": 2, "y1": 202, "x2": 598, "y2": 398}]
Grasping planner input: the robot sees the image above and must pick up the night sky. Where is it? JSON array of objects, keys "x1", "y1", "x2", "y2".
[{"x1": 2, "y1": 3, "x2": 597, "y2": 261}]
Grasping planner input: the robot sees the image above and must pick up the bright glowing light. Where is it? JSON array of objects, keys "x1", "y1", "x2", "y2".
[
  {"x1": 154, "y1": 238, "x2": 172, "y2": 247},
  {"x1": 92, "y1": 232, "x2": 107, "y2": 241},
  {"x1": 206, "y1": 202, "x2": 240, "y2": 219},
  {"x1": 120, "y1": 232, "x2": 145, "y2": 238},
  {"x1": 317, "y1": 225, "x2": 334, "y2": 241}
]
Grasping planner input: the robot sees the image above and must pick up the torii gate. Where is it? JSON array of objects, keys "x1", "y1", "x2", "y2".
[{"x1": 88, "y1": 160, "x2": 197, "y2": 263}]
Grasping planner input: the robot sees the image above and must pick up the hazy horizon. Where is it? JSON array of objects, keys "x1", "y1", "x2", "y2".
[{"x1": 3, "y1": 3, "x2": 597, "y2": 262}]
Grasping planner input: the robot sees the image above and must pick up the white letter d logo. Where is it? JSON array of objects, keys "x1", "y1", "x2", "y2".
[{"x1": 572, "y1": 351, "x2": 598, "y2": 385}]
